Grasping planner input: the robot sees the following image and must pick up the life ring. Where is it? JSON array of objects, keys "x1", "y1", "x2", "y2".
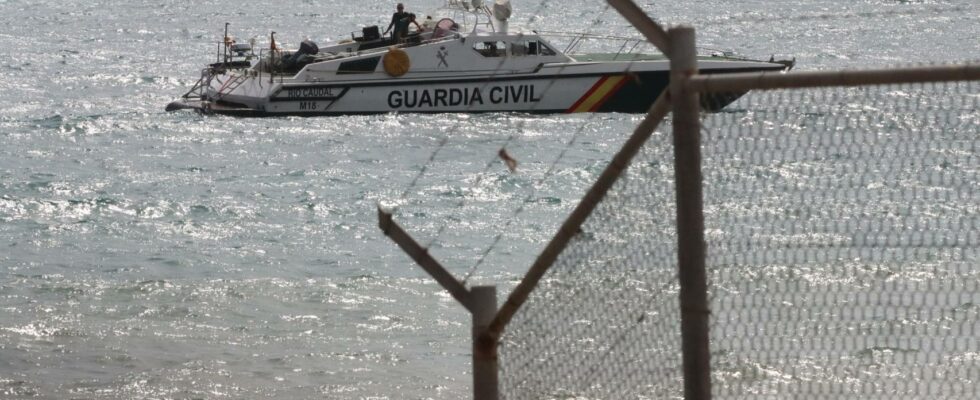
[{"x1": 383, "y1": 47, "x2": 410, "y2": 77}]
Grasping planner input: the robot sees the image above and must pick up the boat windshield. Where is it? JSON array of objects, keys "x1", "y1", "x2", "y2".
[{"x1": 431, "y1": 18, "x2": 460, "y2": 39}]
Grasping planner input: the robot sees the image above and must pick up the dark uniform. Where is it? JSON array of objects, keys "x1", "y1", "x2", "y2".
[{"x1": 390, "y1": 11, "x2": 411, "y2": 41}]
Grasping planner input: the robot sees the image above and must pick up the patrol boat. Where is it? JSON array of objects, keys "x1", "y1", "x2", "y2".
[{"x1": 165, "y1": 0, "x2": 792, "y2": 116}]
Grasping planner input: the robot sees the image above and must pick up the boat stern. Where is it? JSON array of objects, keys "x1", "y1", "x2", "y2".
[
  {"x1": 166, "y1": 62, "x2": 266, "y2": 116},
  {"x1": 164, "y1": 98, "x2": 262, "y2": 116},
  {"x1": 165, "y1": 99, "x2": 205, "y2": 112}
]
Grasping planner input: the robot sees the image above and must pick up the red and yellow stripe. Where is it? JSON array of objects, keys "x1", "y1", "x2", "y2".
[{"x1": 565, "y1": 75, "x2": 628, "y2": 113}]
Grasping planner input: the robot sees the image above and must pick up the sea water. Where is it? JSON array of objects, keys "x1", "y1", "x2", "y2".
[{"x1": 0, "y1": 0, "x2": 977, "y2": 398}]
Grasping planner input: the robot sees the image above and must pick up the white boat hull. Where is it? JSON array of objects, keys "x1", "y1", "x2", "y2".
[
  {"x1": 167, "y1": 19, "x2": 791, "y2": 116},
  {"x1": 169, "y1": 64, "x2": 780, "y2": 116}
]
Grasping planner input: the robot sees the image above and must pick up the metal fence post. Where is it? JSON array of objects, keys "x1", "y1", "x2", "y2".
[
  {"x1": 472, "y1": 286, "x2": 499, "y2": 400},
  {"x1": 669, "y1": 25, "x2": 712, "y2": 400}
]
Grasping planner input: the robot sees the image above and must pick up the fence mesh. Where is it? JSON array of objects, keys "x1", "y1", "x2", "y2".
[
  {"x1": 704, "y1": 80, "x2": 979, "y2": 398},
  {"x1": 498, "y1": 77, "x2": 978, "y2": 399},
  {"x1": 498, "y1": 118, "x2": 683, "y2": 399}
]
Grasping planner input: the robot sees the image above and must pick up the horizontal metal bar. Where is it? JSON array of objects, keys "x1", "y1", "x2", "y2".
[{"x1": 688, "y1": 62, "x2": 980, "y2": 93}]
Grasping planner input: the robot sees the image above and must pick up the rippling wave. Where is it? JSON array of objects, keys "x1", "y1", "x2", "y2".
[{"x1": 0, "y1": 0, "x2": 976, "y2": 398}]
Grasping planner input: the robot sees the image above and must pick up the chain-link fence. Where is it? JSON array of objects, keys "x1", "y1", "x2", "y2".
[
  {"x1": 705, "y1": 80, "x2": 979, "y2": 398},
  {"x1": 498, "y1": 114, "x2": 683, "y2": 399},
  {"x1": 375, "y1": 6, "x2": 978, "y2": 396},
  {"x1": 497, "y1": 75, "x2": 978, "y2": 398}
]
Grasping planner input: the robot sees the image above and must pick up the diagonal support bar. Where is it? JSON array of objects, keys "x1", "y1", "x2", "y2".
[
  {"x1": 486, "y1": 91, "x2": 672, "y2": 339},
  {"x1": 607, "y1": 0, "x2": 671, "y2": 57},
  {"x1": 378, "y1": 206, "x2": 474, "y2": 312}
]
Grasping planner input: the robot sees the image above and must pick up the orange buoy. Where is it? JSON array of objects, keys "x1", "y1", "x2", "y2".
[{"x1": 383, "y1": 47, "x2": 410, "y2": 77}]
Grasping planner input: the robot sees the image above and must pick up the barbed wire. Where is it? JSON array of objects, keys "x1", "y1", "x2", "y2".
[
  {"x1": 498, "y1": 122, "x2": 684, "y2": 398},
  {"x1": 422, "y1": 133, "x2": 516, "y2": 249},
  {"x1": 459, "y1": 114, "x2": 600, "y2": 284},
  {"x1": 385, "y1": 0, "x2": 569, "y2": 216},
  {"x1": 384, "y1": 0, "x2": 656, "y2": 284}
]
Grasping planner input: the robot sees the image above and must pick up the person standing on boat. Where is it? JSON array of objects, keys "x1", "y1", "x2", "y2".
[{"x1": 384, "y1": 3, "x2": 423, "y2": 42}]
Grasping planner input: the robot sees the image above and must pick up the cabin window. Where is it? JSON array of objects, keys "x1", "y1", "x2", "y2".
[
  {"x1": 507, "y1": 40, "x2": 557, "y2": 57},
  {"x1": 537, "y1": 41, "x2": 556, "y2": 56},
  {"x1": 510, "y1": 41, "x2": 527, "y2": 56},
  {"x1": 473, "y1": 41, "x2": 508, "y2": 57},
  {"x1": 337, "y1": 56, "x2": 381, "y2": 74}
]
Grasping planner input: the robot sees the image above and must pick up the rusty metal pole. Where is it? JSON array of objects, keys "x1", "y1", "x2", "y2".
[
  {"x1": 378, "y1": 208, "x2": 498, "y2": 398},
  {"x1": 669, "y1": 25, "x2": 712, "y2": 400},
  {"x1": 471, "y1": 286, "x2": 499, "y2": 400},
  {"x1": 687, "y1": 62, "x2": 980, "y2": 92}
]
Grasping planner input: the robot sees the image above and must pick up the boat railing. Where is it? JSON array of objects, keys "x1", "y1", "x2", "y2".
[
  {"x1": 534, "y1": 30, "x2": 754, "y2": 61},
  {"x1": 429, "y1": 0, "x2": 494, "y2": 33},
  {"x1": 252, "y1": 33, "x2": 462, "y2": 81},
  {"x1": 178, "y1": 68, "x2": 213, "y2": 101}
]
